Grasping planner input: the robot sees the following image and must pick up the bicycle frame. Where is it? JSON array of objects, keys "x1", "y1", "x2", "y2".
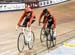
[{"x1": 18, "y1": 27, "x2": 32, "y2": 43}]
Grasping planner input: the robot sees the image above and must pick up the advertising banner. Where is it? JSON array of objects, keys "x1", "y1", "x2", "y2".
[
  {"x1": 39, "y1": 0, "x2": 67, "y2": 7},
  {"x1": 0, "y1": 3, "x2": 25, "y2": 11}
]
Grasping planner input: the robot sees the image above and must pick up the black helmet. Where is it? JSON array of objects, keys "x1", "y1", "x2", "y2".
[{"x1": 43, "y1": 9, "x2": 48, "y2": 14}]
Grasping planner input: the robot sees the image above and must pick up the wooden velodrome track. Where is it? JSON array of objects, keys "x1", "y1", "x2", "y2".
[{"x1": 0, "y1": 0, "x2": 75, "y2": 55}]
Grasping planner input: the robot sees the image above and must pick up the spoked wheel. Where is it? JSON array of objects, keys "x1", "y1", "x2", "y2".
[
  {"x1": 52, "y1": 38, "x2": 56, "y2": 46},
  {"x1": 46, "y1": 35, "x2": 51, "y2": 49},
  {"x1": 49, "y1": 37, "x2": 56, "y2": 47},
  {"x1": 49, "y1": 30, "x2": 56, "y2": 47},
  {"x1": 40, "y1": 29, "x2": 46, "y2": 43},
  {"x1": 28, "y1": 31, "x2": 35, "y2": 50},
  {"x1": 17, "y1": 32, "x2": 25, "y2": 52},
  {"x1": 40, "y1": 28, "x2": 50, "y2": 49},
  {"x1": 50, "y1": 36, "x2": 56, "y2": 47}
]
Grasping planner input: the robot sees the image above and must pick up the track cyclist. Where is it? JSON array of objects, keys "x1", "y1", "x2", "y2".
[
  {"x1": 17, "y1": 7, "x2": 36, "y2": 28},
  {"x1": 39, "y1": 8, "x2": 56, "y2": 40}
]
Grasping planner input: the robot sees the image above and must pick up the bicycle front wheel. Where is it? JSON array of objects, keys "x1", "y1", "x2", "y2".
[
  {"x1": 40, "y1": 29, "x2": 46, "y2": 43},
  {"x1": 28, "y1": 31, "x2": 35, "y2": 50},
  {"x1": 17, "y1": 32, "x2": 25, "y2": 52}
]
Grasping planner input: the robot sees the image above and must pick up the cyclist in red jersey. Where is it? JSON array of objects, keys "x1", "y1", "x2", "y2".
[
  {"x1": 39, "y1": 9, "x2": 56, "y2": 39},
  {"x1": 17, "y1": 7, "x2": 35, "y2": 28}
]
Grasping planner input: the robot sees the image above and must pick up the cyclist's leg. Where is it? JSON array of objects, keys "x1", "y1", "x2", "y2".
[
  {"x1": 47, "y1": 22, "x2": 52, "y2": 34},
  {"x1": 47, "y1": 22, "x2": 53, "y2": 41},
  {"x1": 22, "y1": 18, "x2": 30, "y2": 27},
  {"x1": 52, "y1": 28, "x2": 56, "y2": 40},
  {"x1": 49, "y1": 26, "x2": 56, "y2": 47}
]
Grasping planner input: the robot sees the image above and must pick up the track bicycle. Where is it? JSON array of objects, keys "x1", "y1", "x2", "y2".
[
  {"x1": 40, "y1": 22, "x2": 56, "y2": 49},
  {"x1": 16, "y1": 26, "x2": 35, "y2": 52}
]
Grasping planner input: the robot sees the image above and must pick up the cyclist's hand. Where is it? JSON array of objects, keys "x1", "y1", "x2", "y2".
[
  {"x1": 27, "y1": 22, "x2": 30, "y2": 28},
  {"x1": 53, "y1": 28, "x2": 56, "y2": 32},
  {"x1": 16, "y1": 25, "x2": 19, "y2": 31}
]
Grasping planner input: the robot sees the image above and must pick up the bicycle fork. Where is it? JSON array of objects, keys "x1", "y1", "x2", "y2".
[{"x1": 24, "y1": 28, "x2": 32, "y2": 43}]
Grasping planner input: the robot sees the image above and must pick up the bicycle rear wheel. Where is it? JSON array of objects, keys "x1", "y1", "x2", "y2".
[
  {"x1": 17, "y1": 32, "x2": 25, "y2": 52},
  {"x1": 50, "y1": 30, "x2": 56, "y2": 47},
  {"x1": 51, "y1": 36, "x2": 56, "y2": 47},
  {"x1": 40, "y1": 28, "x2": 50, "y2": 49},
  {"x1": 28, "y1": 31, "x2": 35, "y2": 50}
]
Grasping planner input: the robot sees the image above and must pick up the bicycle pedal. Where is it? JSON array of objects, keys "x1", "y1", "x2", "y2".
[
  {"x1": 25, "y1": 42, "x2": 28, "y2": 45},
  {"x1": 53, "y1": 37, "x2": 56, "y2": 40}
]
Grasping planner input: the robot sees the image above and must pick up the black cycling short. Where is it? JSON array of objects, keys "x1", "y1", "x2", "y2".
[
  {"x1": 47, "y1": 22, "x2": 53, "y2": 29},
  {"x1": 22, "y1": 18, "x2": 35, "y2": 27},
  {"x1": 44, "y1": 15, "x2": 53, "y2": 29}
]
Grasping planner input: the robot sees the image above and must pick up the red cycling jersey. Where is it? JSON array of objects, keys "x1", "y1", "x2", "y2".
[
  {"x1": 39, "y1": 11, "x2": 56, "y2": 29},
  {"x1": 17, "y1": 9, "x2": 35, "y2": 27}
]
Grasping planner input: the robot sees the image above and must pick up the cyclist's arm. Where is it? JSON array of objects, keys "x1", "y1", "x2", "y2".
[
  {"x1": 48, "y1": 11, "x2": 56, "y2": 28},
  {"x1": 43, "y1": 17, "x2": 48, "y2": 29},
  {"x1": 17, "y1": 10, "x2": 26, "y2": 26},
  {"x1": 39, "y1": 12, "x2": 44, "y2": 23},
  {"x1": 28, "y1": 11, "x2": 35, "y2": 27},
  {"x1": 52, "y1": 16, "x2": 56, "y2": 29}
]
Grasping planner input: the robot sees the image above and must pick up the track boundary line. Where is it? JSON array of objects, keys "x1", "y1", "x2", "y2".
[{"x1": 33, "y1": 29, "x2": 75, "y2": 55}]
